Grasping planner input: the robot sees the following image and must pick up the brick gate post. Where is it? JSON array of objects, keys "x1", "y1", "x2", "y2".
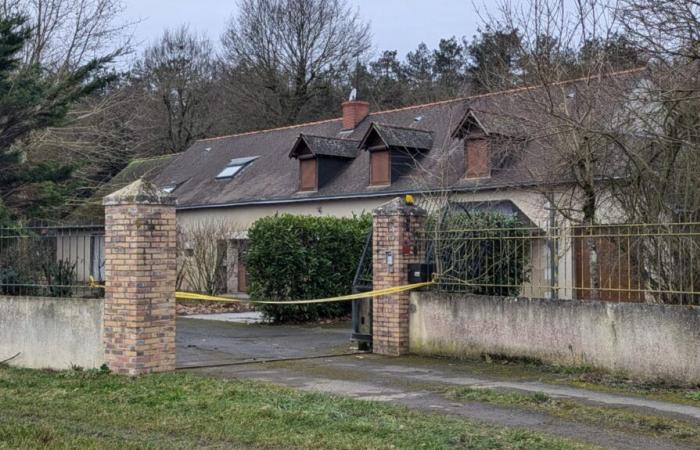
[
  {"x1": 372, "y1": 197, "x2": 427, "y2": 356},
  {"x1": 103, "y1": 180, "x2": 177, "y2": 375}
]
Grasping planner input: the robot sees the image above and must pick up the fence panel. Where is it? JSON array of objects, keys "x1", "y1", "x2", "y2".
[
  {"x1": 0, "y1": 225, "x2": 105, "y2": 298},
  {"x1": 421, "y1": 221, "x2": 700, "y2": 305}
]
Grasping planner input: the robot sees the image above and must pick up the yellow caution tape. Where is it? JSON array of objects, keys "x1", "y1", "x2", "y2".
[
  {"x1": 175, "y1": 281, "x2": 434, "y2": 305},
  {"x1": 90, "y1": 276, "x2": 433, "y2": 305},
  {"x1": 88, "y1": 276, "x2": 102, "y2": 289}
]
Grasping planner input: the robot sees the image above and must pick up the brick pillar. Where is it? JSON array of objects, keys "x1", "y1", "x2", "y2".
[
  {"x1": 103, "y1": 180, "x2": 177, "y2": 375},
  {"x1": 372, "y1": 197, "x2": 426, "y2": 356}
]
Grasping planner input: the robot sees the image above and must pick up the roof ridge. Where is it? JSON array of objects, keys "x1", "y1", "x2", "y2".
[
  {"x1": 129, "y1": 153, "x2": 181, "y2": 164},
  {"x1": 199, "y1": 117, "x2": 342, "y2": 142},
  {"x1": 302, "y1": 134, "x2": 359, "y2": 142},
  {"x1": 371, "y1": 122, "x2": 433, "y2": 133},
  {"x1": 196, "y1": 66, "x2": 646, "y2": 143}
]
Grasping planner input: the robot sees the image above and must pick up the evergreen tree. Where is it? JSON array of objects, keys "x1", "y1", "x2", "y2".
[
  {"x1": 405, "y1": 42, "x2": 435, "y2": 102},
  {"x1": 368, "y1": 50, "x2": 406, "y2": 109},
  {"x1": 432, "y1": 37, "x2": 467, "y2": 97},
  {"x1": 0, "y1": 15, "x2": 114, "y2": 223},
  {"x1": 466, "y1": 27, "x2": 522, "y2": 92}
]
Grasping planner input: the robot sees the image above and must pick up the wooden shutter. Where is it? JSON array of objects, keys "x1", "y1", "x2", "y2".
[
  {"x1": 370, "y1": 150, "x2": 390, "y2": 185},
  {"x1": 465, "y1": 138, "x2": 491, "y2": 178},
  {"x1": 299, "y1": 158, "x2": 317, "y2": 191}
]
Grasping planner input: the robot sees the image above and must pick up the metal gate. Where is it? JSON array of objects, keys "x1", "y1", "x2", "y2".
[{"x1": 351, "y1": 230, "x2": 373, "y2": 349}]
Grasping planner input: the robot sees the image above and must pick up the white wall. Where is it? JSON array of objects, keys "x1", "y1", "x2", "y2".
[
  {"x1": 0, "y1": 296, "x2": 105, "y2": 369},
  {"x1": 410, "y1": 291, "x2": 700, "y2": 384}
]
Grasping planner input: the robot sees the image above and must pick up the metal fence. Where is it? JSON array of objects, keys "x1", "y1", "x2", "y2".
[
  {"x1": 0, "y1": 225, "x2": 105, "y2": 298},
  {"x1": 421, "y1": 221, "x2": 700, "y2": 305}
]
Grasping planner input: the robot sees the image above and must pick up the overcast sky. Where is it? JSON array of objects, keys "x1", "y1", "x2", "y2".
[{"x1": 123, "y1": 0, "x2": 486, "y2": 59}]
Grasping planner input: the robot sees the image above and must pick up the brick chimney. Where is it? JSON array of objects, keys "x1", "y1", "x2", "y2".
[
  {"x1": 341, "y1": 100, "x2": 370, "y2": 130},
  {"x1": 465, "y1": 135, "x2": 491, "y2": 179}
]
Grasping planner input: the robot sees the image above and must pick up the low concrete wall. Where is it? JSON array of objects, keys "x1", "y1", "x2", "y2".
[
  {"x1": 410, "y1": 292, "x2": 700, "y2": 383},
  {"x1": 0, "y1": 296, "x2": 105, "y2": 369}
]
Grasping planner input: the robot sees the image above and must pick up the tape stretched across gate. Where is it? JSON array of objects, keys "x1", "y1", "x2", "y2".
[{"x1": 175, "y1": 281, "x2": 434, "y2": 305}]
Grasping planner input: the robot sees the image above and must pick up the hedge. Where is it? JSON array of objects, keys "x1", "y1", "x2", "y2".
[
  {"x1": 246, "y1": 213, "x2": 371, "y2": 323},
  {"x1": 431, "y1": 210, "x2": 531, "y2": 296}
]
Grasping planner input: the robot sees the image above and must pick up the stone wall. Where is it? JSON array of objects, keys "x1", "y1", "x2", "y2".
[
  {"x1": 0, "y1": 296, "x2": 105, "y2": 369},
  {"x1": 410, "y1": 291, "x2": 700, "y2": 384}
]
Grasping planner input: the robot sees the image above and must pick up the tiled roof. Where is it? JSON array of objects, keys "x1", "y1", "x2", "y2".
[
  {"x1": 151, "y1": 68, "x2": 646, "y2": 210},
  {"x1": 292, "y1": 135, "x2": 359, "y2": 159},
  {"x1": 361, "y1": 123, "x2": 433, "y2": 150}
]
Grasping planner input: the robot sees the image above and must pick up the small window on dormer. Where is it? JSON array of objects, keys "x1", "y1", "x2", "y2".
[{"x1": 215, "y1": 156, "x2": 258, "y2": 180}]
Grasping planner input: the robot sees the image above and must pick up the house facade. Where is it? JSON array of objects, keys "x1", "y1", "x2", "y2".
[{"x1": 149, "y1": 86, "x2": 577, "y2": 296}]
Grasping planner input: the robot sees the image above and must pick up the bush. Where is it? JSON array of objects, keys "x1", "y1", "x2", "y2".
[
  {"x1": 178, "y1": 220, "x2": 243, "y2": 295},
  {"x1": 246, "y1": 214, "x2": 371, "y2": 323},
  {"x1": 42, "y1": 259, "x2": 77, "y2": 297},
  {"x1": 430, "y1": 210, "x2": 530, "y2": 296}
]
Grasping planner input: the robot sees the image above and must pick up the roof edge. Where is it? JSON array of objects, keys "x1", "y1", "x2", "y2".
[{"x1": 175, "y1": 180, "x2": 570, "y2": 211}]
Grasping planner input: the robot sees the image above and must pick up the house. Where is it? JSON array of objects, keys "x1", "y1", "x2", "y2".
[{"x1": 138, "y1": 70, "x2": 643, "y2": 298}]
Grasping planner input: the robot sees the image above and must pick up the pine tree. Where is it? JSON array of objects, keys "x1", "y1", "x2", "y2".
[{"x1": 0, "y1": 15, "x2": 114, "y2": 223}]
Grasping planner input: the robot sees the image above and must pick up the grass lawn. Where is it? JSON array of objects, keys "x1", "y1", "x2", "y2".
[
  {"x1": 0, "y1": 366, "x2": 598, "y2": 450},
  {"x1": 445, "y1": 387, "x2": 700, "y2": 447},
  {"x1": 392, "y1": 354, "x2": 700, "y2": 407}
]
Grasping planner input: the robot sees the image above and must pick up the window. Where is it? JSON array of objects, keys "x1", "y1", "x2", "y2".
[
  {"x1": 216, "y1": 165, "x2": 244, "y2": 179},
  {"x1": 215, "y1": 156, "x2": 258, "y2": 180}
]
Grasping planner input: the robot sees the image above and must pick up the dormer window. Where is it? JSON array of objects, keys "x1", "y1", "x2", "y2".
[
  {"x1": 289, "y1": 134, "x2": 358, "y2": 192},
  {"x1": 215, "y1": 156, "x2": 258, "y2": 180},
  {"x1": 452, "y1": 109, "x2": 519, "y2": 180},
  {"x1": 359, "y1": 122, "x2": 433, "y2": 187}
]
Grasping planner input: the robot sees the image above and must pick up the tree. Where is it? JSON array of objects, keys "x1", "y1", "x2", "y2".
[
  {"x1": 480, "y1": 0, "x2": 644, "y2": 299},
  {"x1": 432, "y1": 37, "x2": 467, "y2": 97},
  {"x1": 132, "y1": 25, "x2": 218, "y2": 154},
  {"x1": 404, "y1": 42, "x2": 435, "y2": 102},
  {"x1": 466, "y1": 26, "x2": 522, "y2": 92},
  {"x1": 0, "y1": 0, "x2": 131, "y2": 73},
  {"x1": 610, "y1": 0, "x2": 700, "y2": 302},
  {"x1": 0, "y1": 14, "x2": 114, "y2": 222},
  {"x1": 368, "y1": 50, "x2": 406, "y2": 109},
  {"x1": 221, "y1": 0, "x2": 371, "y2": 127}
]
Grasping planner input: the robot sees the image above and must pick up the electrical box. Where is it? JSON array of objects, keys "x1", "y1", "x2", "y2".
[{"x1": 407, "y1": 263, "x2": 434, "y2": 283}]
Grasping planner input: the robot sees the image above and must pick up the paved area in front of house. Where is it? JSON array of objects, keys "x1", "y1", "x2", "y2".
[
  {"x1": 176, "y1": 319, "x2": 700, "y2": 450},
  {"x1": 176, "y1": 316, "x2": 356, "y2": 368},
  {"x1": 183, "y1": 312, "x2": 266, "y2": 324}
]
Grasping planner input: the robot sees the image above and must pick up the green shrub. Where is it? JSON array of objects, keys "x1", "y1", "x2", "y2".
[
  {"x1": 246, "y1": 214, "x2": 371, "y2": 323},
  {"x1": 42, "y1": 259, "x2": 77, "y2": 297},
  {"x1": 430, "y1": 210, "x2": 530, "y2": 296}
]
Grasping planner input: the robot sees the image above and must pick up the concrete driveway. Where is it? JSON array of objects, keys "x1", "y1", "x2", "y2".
[{"x1": 176, "y1": 316, "x2": 356, "y2": 368}]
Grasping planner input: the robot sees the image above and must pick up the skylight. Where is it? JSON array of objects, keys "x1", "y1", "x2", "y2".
[{"x1": 215, "y1": 156, "x2": 259, "y2": 180}]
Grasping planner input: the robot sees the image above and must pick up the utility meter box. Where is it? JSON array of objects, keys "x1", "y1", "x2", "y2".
[{"x1": 407, "y1": 263, "x2": 434, "y2": 283}]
